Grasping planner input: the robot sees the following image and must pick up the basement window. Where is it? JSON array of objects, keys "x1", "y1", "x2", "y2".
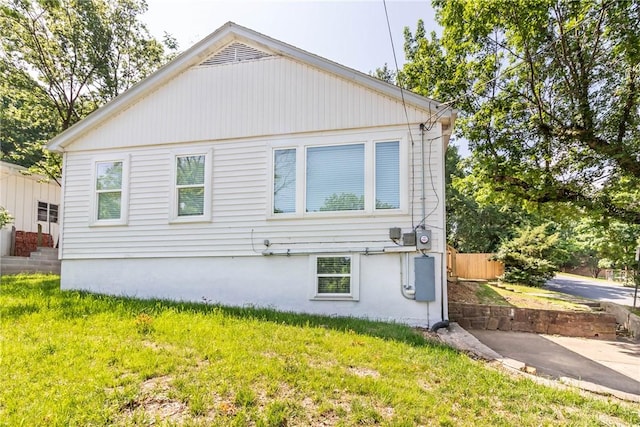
[{"x1": 310, "y1": 254, "x2": 360, "y2": 300}]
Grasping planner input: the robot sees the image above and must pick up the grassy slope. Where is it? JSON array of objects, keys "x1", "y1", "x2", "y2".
[{"x1": 1, "y1": 275, "x2": 638, "y2": 426}]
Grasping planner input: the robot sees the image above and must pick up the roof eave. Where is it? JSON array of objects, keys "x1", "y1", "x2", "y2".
[
  {"x1": 47, "y1": 22, "x2": 452, "y2": 151},
  {"x1": 48, "y1": 22, "x2": 238, "y2": 152}
]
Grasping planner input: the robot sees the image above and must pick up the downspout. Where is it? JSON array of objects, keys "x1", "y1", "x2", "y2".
[
  {"x1": 419, "y1": 123, "x2": 426, "y2": 230},
  {"x1": 399, "y1": 252, "x2": 415, "y2": 300},
  {"x1": 431, "y1": 121, "x2": 449, "y2": 333}
]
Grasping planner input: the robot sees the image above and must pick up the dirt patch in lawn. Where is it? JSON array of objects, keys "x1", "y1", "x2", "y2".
[
  {"x1": 120, "y1": 375, "x2": 190, "y2": 424},
  {"x1": 448, "y1": 280, "x2": 483, "y2": 304}
]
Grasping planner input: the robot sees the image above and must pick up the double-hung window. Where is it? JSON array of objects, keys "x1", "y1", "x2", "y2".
[
  {"x1": 92, "y1": 157, "x2": 129, "y2": 225},
  {"x1": 37, "y1": 201, "x2": 58, "y2": 223},
  {"x1": 310, "y1": 254, "x2": 360, "y2": 300},
  {"x1": 270, "y1": 136, "x2": 402, "y2": 216},
  {"x1": 170, "y1": 150, "x2": 212, "y2": 222}
]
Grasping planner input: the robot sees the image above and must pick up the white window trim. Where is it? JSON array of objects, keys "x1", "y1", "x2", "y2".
[
  {"x1": 308, "y1": 254, "x2": 360, "y2": 301},
  {"x1": 269, "y1": 146, "x2": 301, "y2": 218},
  {"x1": 373, "y1": 139, "x2": 407, "y2": 212},
  {"x1": 304, "y1": 141, "x2": 368, "y2": 215},
  {"x1": 89, "y1": 154, "x2": 130, "y2": 227},
  {"x1": 169, "y1": 148, "x2": 213, "y2": 223},
  {"x1": 36, "y1": 201, "x2": 58, "y2": 224},
  {"x1": 267, "y1": 132, "x2": 407, "y2": 219}
]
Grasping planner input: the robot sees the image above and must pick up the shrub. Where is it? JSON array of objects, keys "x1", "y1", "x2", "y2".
[
  {"x1": 494, "y1": 224, "x2": 561, "y2": 287},
  {"x1": 0, "y1": 206, "x2": 13, "y2": 229}
]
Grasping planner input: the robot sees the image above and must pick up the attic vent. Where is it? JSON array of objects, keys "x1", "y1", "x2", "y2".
[{"x1": 200, "y1": 42, "x2": 273, "y2": 66}]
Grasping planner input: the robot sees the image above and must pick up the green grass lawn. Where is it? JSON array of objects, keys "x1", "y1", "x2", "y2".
[{"x1": 1, "y1": 275, "x2": 638, "y2": 426}]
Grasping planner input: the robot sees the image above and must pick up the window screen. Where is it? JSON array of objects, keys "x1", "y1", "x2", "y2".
[
  {"x1": 375, "y1": 141, "x2": 400, "y2": 209},
  {"x1": 316, "y1": 256, "x2": 351, "y2": 294},
  {"x1": 306, "y1": 144, "x2": 364, "y2": 212},
  {"x1": 96, "y1": 161, "x2": 123, "y2": 220},
  {"x1": 176, "y1": 155, "x2": 205, "y2": 216},
  {"x1": 273, "y1": 149, "x2": 296, "y2": 214}
]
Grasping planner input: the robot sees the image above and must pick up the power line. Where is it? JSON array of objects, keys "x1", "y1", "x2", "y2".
[{"x1": 382, "y1": 0, "x2": 422, "y2": 228}]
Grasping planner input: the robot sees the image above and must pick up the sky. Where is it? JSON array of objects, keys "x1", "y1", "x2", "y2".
[{"x1": 142, "y1": 0, "x2": 439, "y2": 78}]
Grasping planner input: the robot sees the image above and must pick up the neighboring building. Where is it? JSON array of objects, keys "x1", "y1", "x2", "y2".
[
  {"x1": 0, "y1": 161, "x2": 61, "y2": 255},
  {"x1": 47, "y1": 22, "x2": 455, "y2": 327}
]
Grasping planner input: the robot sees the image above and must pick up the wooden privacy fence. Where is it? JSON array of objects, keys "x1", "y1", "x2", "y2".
[{"x1": 447, "y1": 246, "x2": 504, "y2": 280}]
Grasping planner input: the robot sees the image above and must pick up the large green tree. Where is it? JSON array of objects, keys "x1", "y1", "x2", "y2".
[
  {"x1": 445, "y1": 144, "x2": 530, "y2": 252},
  {"x1": 403, "y1": 0, "x2": 640, "y2": 224},
  {"x1": 0, "y1": 0, "x2": 176, "y2": 178}
]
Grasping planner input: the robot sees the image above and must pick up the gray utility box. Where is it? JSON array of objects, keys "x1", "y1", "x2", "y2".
[
  {"x1": 414, "y1": 255, "x2": 435, "y2": 301},
  {"x1": 416, "y1": 229, "x2": 432, "y2": 250}
]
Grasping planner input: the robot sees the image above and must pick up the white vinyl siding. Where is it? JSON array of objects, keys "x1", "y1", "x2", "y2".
[
  {"x1": 64, "y1": 56, "x2": 433, "y2": 152},
  {"x1": 0, "y1": 162, "x2": 61, "y2": 241},
  {"x1": 309, "y1": 254, "x2": 360, "y2": 300},
  {"x1": 60, "y1": 125, "x2": 444, "y2": 259}
]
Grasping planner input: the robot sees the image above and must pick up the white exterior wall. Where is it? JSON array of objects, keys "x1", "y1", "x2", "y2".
[
  {"x1": 0, "y1": 162, "x2": 61, "y2": 243},
  {"x1": 65, "y1": 56, "x2": 431, "y2": 152},
  {"x1": 56, "y1": 47, "x2": 450, "y2": 326},
  {"x1": 61, "y1": 125, "x2": 444, "y2": 259},
  {"x1": 61, "y1": 252, "x2": 445, "y2": 327}
]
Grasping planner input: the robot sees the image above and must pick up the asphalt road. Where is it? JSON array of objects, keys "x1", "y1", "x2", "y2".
[{"x1": 545, "y1": 274, "x2": 638, "y2": 307}]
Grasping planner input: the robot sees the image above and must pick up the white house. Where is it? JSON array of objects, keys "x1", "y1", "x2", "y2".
[
  {"x1": 0, "y1": 161, "x2": 61, "y2": 255},
  {"x1": 48, "y1": 22, "x2": 455, "y2": 327}
]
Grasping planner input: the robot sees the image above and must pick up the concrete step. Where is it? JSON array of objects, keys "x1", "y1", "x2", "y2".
[
  {"x1": 1, "y1": 265, "x2": 61, "y2": 275},
  {"x1": 0, "y1": 255, "x2": 61, "y2": 275},
  {"x1": 1, "y1": 258, "x2": 60, "y2": 266},
  {"x1": 29, "y1": 249, "x2": 59, "y2": 261}
]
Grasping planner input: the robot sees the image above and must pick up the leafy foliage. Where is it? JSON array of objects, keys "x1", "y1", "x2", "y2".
[
  {"x1": 446, "y1": 145, "x2": 531, "y2": 252},
  {"x1": 494, "y1": 224, "x2": 563, "y2": 287},
  {"x1": 574, "y1": 217, "x2": 640, "y2": 271},
  {"x1": 320, "y1": 193, "x2": 364, "y2": 211},
  {"x1": 0, "y1": 206, "x2": 13, "y2": 229},
  {"x1": 0, "y1": 0, "x2": 176, "y2": 179},
  {"x1": 370, "y1": 63, "x2": 396, "y2": 84},
  {"x1": 403, "y1": 1, "x2": 640, "y2": 224}
]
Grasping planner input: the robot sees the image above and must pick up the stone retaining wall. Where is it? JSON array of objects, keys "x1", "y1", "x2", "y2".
[
  {"x1": 600, "y1": 302, "x2": 640, "y2": 341},
  {"x1": 449, "y1": 302, "x2": 616, "y2": 340}
]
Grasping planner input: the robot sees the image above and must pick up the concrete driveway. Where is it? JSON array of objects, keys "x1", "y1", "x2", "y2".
[
  {"x1": 546, "y1": 273, "x2": 637, "y2": 307},
  {"x1": 469, "y1": 330, "x2": 640, "y2": 396}
]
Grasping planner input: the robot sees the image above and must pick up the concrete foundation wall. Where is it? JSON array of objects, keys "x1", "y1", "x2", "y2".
[
  {"x1": 449, "y1": 302, "x2": 616, "y2": 340},
  {"x1": 60, "y1": 253, "x2": 446, "y2": 327}
]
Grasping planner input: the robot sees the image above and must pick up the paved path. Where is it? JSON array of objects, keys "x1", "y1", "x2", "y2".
[
  {"x1": 469, "y1": 330, "x2": 640, "y2": 395},
  {"x1": 546, "y1": 274, "x2": 637, "y2": 307}
]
